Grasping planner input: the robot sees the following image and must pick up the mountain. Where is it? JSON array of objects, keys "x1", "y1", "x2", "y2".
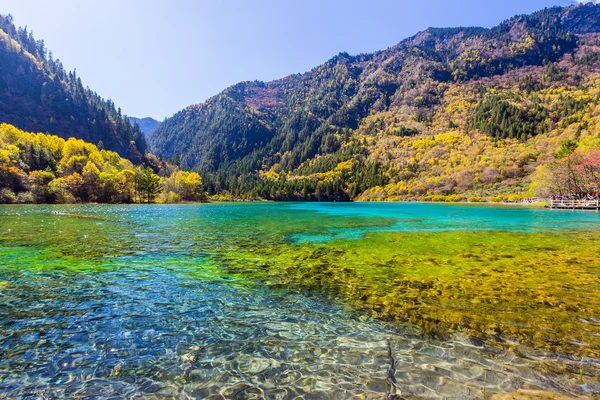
[
  {"x1": 129, "y1": 117, "x2": 160, "y2": 137},
  {"x1": 149, "y1": 4, "x2": 600, "y2": 201},
  {"x1": 0, "y1": 14, "x2": 147, "y2": 161}
]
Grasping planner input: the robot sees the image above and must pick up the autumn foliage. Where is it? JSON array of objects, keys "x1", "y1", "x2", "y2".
[{"x1": 0, "y1": 124, "x2": 205, "y2": 204}]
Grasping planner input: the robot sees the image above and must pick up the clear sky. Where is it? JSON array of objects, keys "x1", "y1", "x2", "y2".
[{"x1": 0, "y1": 0, "x2": 588, "y2": 120}]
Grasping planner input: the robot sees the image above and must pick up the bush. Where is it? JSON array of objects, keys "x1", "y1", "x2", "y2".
[
  {"x1": 0, "y1": 188, "x2": 18, "y2": 204},
  {"x1": 507, "y1": 194, "x2": 525, "y2": 201},
  {"x1": 158, "y1": 191, "x2": 181, "y2": 204},
  {"x1": 17, "y1": 191, "x2": 35, "y2": 204},
  {"x1": 446, "y1": 194, "x2": 464, "y2": 202},
  {"x1": 431, "y1": 194, "x2": 464, "y2": 202},
  {"x1": 468, "y1": 196, "x2": 485, "y2": 202}
]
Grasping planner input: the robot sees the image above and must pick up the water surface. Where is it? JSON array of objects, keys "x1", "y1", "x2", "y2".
[{"x1": 0, "y1": 203, "x2": 599, "y2": 398}]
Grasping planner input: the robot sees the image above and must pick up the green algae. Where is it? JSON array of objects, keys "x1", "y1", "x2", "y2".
[{"x1": 215, "y1": 229, "x2": 600, "y2": 364}]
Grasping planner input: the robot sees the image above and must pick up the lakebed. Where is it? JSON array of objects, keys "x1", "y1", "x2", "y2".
[{"x1": 0, "y1": 203, "x2": 598, "y2": 398}]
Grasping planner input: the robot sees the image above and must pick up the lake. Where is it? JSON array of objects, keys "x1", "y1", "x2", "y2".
[{"x1": 0, "y1": 203, "x2": 599, "y2": 398}]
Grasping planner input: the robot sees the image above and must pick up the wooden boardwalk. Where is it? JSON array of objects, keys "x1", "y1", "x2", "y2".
[{"x1": 548, "y1": 199, "x2": 600, "y2": 210}]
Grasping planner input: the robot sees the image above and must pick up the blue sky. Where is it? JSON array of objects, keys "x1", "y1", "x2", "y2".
[{"x1": 0, "y1": 0, "x2": 587, "y2": 120}]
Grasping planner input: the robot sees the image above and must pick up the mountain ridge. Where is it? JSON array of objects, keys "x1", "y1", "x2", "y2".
[
  {"x1": 129, "y1": 116, "x2": 160, "y2": 137},
  {"x1": 148, "y1": 3, "x2": 600, "y2": 201}
]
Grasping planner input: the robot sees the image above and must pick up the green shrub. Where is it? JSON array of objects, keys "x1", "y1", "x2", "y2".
[{"x1": 0, "y1": 188, "x2": 18, "y2": 204}]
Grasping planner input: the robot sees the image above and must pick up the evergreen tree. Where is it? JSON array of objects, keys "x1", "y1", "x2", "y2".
[{"x1": 137, "y1": 167, "x2": 162, "y2": 203}]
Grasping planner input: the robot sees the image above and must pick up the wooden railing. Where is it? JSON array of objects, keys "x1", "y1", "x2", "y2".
[{"x1": 548, "y1": 199, "x2": 600, "y2": 209}]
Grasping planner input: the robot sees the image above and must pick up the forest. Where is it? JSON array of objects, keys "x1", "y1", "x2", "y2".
[{"x1": 0, "y1": 124, "x2": 205, "y2": 204}]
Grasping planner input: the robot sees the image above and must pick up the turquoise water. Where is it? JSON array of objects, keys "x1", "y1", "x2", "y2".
[
  {"x1": 0, "y1": 203, "x2": 599, "y2": 398},
  {"x1": 289, "y1": 202, "x2": 600, "y2": 241}
]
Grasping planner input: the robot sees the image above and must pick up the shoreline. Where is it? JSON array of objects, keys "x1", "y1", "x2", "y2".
[{"x1": 1, "y1": 199, "x2": 550, "y2": 207}]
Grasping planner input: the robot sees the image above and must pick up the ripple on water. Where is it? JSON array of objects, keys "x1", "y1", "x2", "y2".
[
  {"x1": 0, "y1": 203, "x2": 599, "y2": 398},
  {"x1": 0, "y1": 265, "x2": 594, "y2": 399}
]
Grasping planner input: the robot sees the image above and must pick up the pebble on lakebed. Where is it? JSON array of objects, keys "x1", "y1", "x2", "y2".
[{"x1": 492, "y1": 390, "x2": 591, "y2": 400}]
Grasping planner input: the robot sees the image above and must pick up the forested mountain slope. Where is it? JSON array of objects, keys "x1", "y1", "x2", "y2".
[
  {"x1": 149, "y1": 4, "x2": 600, "y2": 201},
  {"x1": 0, "y1": 14, "x2": 147, "y2": 161}
]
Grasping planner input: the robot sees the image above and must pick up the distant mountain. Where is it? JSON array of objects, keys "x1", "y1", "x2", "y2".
[
  {"x1": 129, "y1": 117, "x2": 160, "y2": 137},
  {"x1": 149, "y1": 4, "x2": 600, "y2": 200},
  {"x1": 0, "y1": 14, "x2": 147, "y2": 160}
]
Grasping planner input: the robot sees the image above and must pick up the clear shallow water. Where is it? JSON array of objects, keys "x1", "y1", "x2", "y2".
[
  {"x1": 0, "y1": 203, "x2": 599, "y2": 399},
  {"x1": 0, "y1": 266, "x2": 558, "y2": 399}
]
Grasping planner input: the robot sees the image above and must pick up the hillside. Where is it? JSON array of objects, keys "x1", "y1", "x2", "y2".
[
  {"x1": 149, "y1": 4, "x2": 600, "y2": 201},
  {"x1": 0, "y1": 14, "x2": 147, "y2": 161},
  {"x1": 129, "y1": 117, "x2": 160, "y2": 137}
]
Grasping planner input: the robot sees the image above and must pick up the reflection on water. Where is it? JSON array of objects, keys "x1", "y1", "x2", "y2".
[{"x1": 0, "y1": 203, "x2": 599, "y2": 398}]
